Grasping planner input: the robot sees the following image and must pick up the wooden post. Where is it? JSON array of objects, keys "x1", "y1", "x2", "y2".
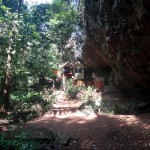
[{"x1": 95, "y1": 78, "x2": 104, "y2": 92}]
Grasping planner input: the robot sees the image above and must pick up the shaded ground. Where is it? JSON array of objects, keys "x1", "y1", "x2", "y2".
[{"x1": 1, "y1": 91, "x2": 150, "y2": 150}]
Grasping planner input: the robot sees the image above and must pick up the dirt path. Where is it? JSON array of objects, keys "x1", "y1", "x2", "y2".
[{"x1": 14, "y1": 91, "x2": 150, "y2": 150}]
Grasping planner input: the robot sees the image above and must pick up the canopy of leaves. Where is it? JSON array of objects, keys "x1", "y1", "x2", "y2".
[{"x1": 0, "y1": 0, "x2": 78, "y2": 109}]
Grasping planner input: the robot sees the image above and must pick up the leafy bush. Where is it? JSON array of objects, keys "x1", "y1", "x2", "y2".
[
  {"x1": 0, "y1": 133, "x2": 38, "y2": 150},
  {"x1": 10, "y1": 91, "x2": 56, "y2": 110},
  {"x1": 80, "y1": 86, "x2": 95, "y2": 101},
  {"x1": 78, "y1": 87, "x2": 125, "y2": 114},
  {"x1": 78, "y1": 87, "x2": 132, "y2": 114},
  {"x1": 79, "y1": 87, "x2": 102, "y2": 113},
  {"x1": 65, "y1": 79, "x2": 85, "y2": 99},
  {"x1": 6, "y1": 90, "x2": 56, "y2": 124}
]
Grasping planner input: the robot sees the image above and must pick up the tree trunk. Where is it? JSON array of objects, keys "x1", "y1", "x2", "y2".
[
  {"x1": 17, "y1": 0, "x2": 23, "y2": 13},
  {"x1": 3, "y1": 21, "x2": 16, "y2": 111},
  {"x1": 3, "y1": 53, "x2": 12, "y2": 111}
]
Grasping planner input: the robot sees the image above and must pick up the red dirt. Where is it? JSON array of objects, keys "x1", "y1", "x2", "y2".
[
  {"x1": 13, "y1": 92, "x2": 150, "y2": 150},
  {"x1": 2, "y1": 91, "x2": 150, "y2": 150}
]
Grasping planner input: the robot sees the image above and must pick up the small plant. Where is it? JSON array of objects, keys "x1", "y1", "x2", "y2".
[
  {"x1": 65, "y1": 79, "x2": 84, "y2": 99},
  {"x1": 79, "y1": 87, "x2": 103, "y2": 113},
  {"x1": 80, "y1": 86, "x2": 95, "y2": 101},
  {"x1": 99, "y1": 99, "x2": 114, "y2": 114}
]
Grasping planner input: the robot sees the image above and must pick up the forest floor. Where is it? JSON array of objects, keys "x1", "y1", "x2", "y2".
[{"x1": 1, "y1": 91, "x2": 150, "y2": 150}]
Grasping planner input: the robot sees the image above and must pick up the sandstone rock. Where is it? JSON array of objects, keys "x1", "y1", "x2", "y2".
[{"x1": 80, "y1": 0, "x2": 150, "y2": 94}]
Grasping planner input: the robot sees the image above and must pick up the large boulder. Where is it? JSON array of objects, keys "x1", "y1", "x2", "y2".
[{"x1": 81, "y1": 0, "x2": 150, "y2": 93}]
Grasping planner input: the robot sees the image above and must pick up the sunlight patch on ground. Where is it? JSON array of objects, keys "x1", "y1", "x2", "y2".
[
  {"x1": 42, "y1": 111, "x2": 97, "y2": 120},
  {"x1": 114, "y1": 115, "x2": 150, "y2": 130},
  {"x1": 27, "y1": 111, "x2": 98, "y2": 126}
]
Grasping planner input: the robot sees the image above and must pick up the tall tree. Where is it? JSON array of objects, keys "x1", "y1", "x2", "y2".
[
  {"x1": 1, "y1": 0, "x2": 25, "y2": 110},
  {"x1": 47, "y1": 0, "x2": 78, "y2": 61},
  {"x1": 0, "y1": 0, "x2": 78, "y2": 111},
  {"x1": 3, "y1": 15, "x2": 16, "y2": 110}
]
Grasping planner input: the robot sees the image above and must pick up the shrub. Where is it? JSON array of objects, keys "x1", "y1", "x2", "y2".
[
  {"x1": 65, "y1": 79, "x2": 85, "y2": 99},
  {"x1": 79, "y1": 87, "x2": 102, "y2": 113},
  {"x1": 6, "y1": 90, "x2": 56, "y2": 125},
  {"x1": 0, "y1": 133, "x2": 38, "y2": 150}
]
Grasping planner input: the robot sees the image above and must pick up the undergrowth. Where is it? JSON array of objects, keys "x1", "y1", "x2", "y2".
[
  {"x1": 79, "y1": 87, "x2": 103, "y2": 114},
  {"x1": 0, "y1": 133, "x2": 38, "y2": 150},
  {"x1": 4, "y1": 89, "x2": 57, "y2": 126},
  {"x1": 65, "y1": 79, "x2": 85, "y2": 99},
  {"x1": 78, "y1": 87, "x2": 143, "y2": 115}
]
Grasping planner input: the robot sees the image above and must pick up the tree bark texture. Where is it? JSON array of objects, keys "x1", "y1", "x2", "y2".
[{"x1": 3, "y1": 21, "x2": 16, "y2": 111}]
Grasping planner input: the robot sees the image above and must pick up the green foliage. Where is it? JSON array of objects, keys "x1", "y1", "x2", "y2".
[
  {"x1": 79, "y1": 87, "x2": 102, "y2": 113},
  {"x1": 0, "y1": 0, "x2": 78, "y2": 110},
  {"x1": 3, "y1": 90, "x2": 56, "y2": 124},
  {"x1": 79, "y1": 88, "x2": 129, "y2": 114},
  {"x1": 99, "y1": 99, "x2": 115, "y2": 114},
  {"x1": 80, "y1": 86, "x2": 95, "y2": 101},
  {"x1": 0, "y1": 133, "x2": 38, "y2": 150},
  {"x1": 65, "y1": 79, "x2": 84, "y2": 99},
  {"x1": 45, "y1": 0, "x2": 78, "y2": 61},
  {"x1": 12, "y1": 91, "x2": 55, "y2": 108}
]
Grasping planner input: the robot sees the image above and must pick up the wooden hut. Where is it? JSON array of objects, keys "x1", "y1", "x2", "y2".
[{"x1": 72, "y1": 62, "x2": 85, "y2": 80}]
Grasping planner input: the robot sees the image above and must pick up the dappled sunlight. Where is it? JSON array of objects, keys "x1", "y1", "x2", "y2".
[
  {"x1": 0, "y1": 0, "x2": 149, "y2": 149},
  {"x1": 19, "y1": 113, "x2": 150, "y2": 150},
  {"x1": 28, "y1": 111, "x2": 97, "y2": 125},
  {"x1": 115, "y1": 115, "x2": 150, "y2": 130},
  {"x1": 26, "y1": 112, "x2": 150, "y2": 133},
  {"x1": 8, "y1": 92, "x2": 150, "y2": 150}
]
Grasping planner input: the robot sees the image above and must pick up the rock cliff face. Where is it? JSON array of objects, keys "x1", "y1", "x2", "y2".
[{"x1": 82, "y1": 0, "x2": 150, "y2": 92}]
